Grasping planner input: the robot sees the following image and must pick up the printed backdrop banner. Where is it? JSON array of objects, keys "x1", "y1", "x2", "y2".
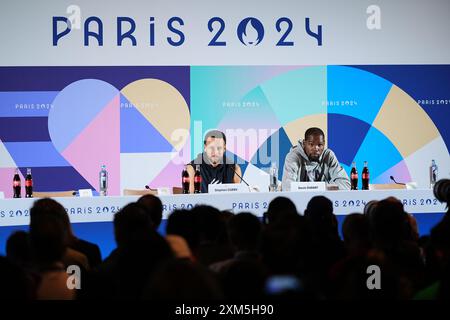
[
  {"x1": 0, "y1": 1, "x2": 449, "y2": 196},
  {"x1": 0, "y1": 65, "x2": 449, "y2": 196}
]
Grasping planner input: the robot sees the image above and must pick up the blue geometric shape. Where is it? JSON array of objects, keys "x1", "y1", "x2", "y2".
[
  {"x1": 48, "y1": 79, "x2": 119, "y2": 152},
  {"x1": 0, "y1": 117, "x2": 50, "y2": 142},
  {"x1": 0, "y1": 91, "x2": 58, "y2": 117},
  {"x1": 3, "y1": 141, "x2": 70, "y2": 167},
  {"x1": 327, "y1": 65, "x2": 393, "y2": 126},
  {"x1": 351, "y1": 126, "x2": 403, "y2": 183},
  {"x1": 250, "y1": 127, "x2": 293, "y2": 180},
  {"x1": 120, "y1": 94, "x2": 174, "y2": 153},
  {"x1": 18, "y1": 166, "x2": 93, "y2": 192},
  {"x1": 327, "y1": 113, "x2": 371, "y2": 166}
]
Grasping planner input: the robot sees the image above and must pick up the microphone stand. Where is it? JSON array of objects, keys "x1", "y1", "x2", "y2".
[{"x1": 390, "y1": 176, "x2": 406, "y2": 185}]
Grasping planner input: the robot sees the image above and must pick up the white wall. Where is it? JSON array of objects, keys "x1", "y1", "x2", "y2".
[{"x1": 1, "y1": 0, "x2": 449, "y2": 66}]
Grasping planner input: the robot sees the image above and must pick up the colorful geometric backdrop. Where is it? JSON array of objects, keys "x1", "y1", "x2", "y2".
[{"x1": 1, "y1": 65, "x2": 449, "y2": 196}]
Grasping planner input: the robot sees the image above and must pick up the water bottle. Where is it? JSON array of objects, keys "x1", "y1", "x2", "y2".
[
  {"x1": 99, "y1": 165, "x2": 108, "y2": 196},
  {"x1": 269, "y1": 163, "x2": 278, "y2": 192},
  {"x1": 430, "y1": 160, "x2": 438, "y2": 189}
]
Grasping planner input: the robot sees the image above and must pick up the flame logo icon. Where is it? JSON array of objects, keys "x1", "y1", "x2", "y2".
[{"x1": 237, "y1": 18, "x2": 264, "y2": 46}]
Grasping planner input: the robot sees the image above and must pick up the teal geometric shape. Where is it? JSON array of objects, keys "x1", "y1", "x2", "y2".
[
  {"x1": 218, "y1": 85, "x2": 281, "y2": 130},
  {"x1": 260, "y1": 66, "x2": 327, "y2": 126}
]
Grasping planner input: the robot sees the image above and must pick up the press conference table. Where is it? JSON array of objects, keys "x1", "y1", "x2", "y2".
[{"x1": 0, "y1": 189, "x2": 446, "y2": 227}]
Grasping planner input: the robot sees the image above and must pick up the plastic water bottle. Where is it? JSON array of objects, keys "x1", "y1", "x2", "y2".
[
  {"x1": 430, "y1": 160, "x2": 438, "y2": 189},
  {"x1": 99, "y1": 165, "x2": 108, "y2": 196},
  {"x1": 269, "y1": 163, "x2": 278, "y2": 192}
]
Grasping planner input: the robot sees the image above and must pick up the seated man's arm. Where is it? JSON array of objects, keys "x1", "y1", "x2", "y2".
[
  {"x1": 187, "y1": 164, "x2": 196, "y2": 194},
  {"x1": 281, "y1": 150, "x2": 300, "y2": 191},
  {"x1": 233, "y1": 164, "x2": 242, "y2": 183},
  {"x1": 327, "y1": 150, "x2": 351, "y2": 190}
]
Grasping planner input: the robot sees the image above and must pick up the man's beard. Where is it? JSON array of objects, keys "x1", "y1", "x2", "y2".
[
  {"x1": 308, "y1": 155, "x2": 320, "y2": 162},
  {"x1": 204, "y1": 153, "x2": 223, "y2": 165}
]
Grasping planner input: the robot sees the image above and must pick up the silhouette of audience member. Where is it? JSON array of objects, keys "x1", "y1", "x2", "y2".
[
  {"x1": 167, "y1": 206, "x2": 233, "y2": 266},
  {"x1": 369, "y1": 198, "x2": 415, "y2": 250},
  {"x1": 94, "y1": 202, "x2": 173, "y2": 299},
  {"x1": 330, "y1": 250, "x2": 401, "y2": 299},
  {"x1": 29, "y1": 198, "x2": 77, "y2": 299},
  {"x1": 329, "y1": 213, "x2": 371, "y2": 298},
  {"x1": 304, "y1": 196, "x2": 346, "y2": 297},
  {"x1": 264, "y1": 196, "x2": 298, "y2": 225},
  {"x1": 304, "y1": 196, "x2": 346, "y2": 267},
  {"x1": 57, "y1": 204, "x2": 101, "y2": 269},
  {"x1": 137, "y1": 194, "x2": 163, "y2": 230},
  {"x1": 191, "y1": 205, "x2": 233, "y2": 266},
  {"x1": 6, "y1": 231, "x2": 32, "y2": 269},
  {"x1": 0, "y1": 256, "x2": 34, "y2": 300},
  {"x1": 166, "y1": 209, "x2": 200, "y2": 254},
  {"x1": 415, "y1": 215, "x2": 450, "y2": 299},
  {"x1": 211, "y1": 212, "x2": 266, "y2": 299},
  {"x1": 30, "y1": 198, "x2": 90, "y2": 271},
  {"x1": 262, "y1": 212, "x2": 312, "y2": 276},
  {"x1": 363, "y1": 200, "x2": 378, "y2": 218},
  {"x1": 211, "y1": 212, "x2": 262, "y2": 273},
  {"x1": 143, "y1": 259, "x2": 223, "y2": 300},
  {"x1": 369, "y1": 197, "x2": 425, "y2": 298},
  {"x1": 341, "y1": 213, "x2": 371, "y2": 257}
]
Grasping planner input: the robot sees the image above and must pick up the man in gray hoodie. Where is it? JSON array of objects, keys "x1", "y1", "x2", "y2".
[{"x1": 281, "y1": 127, "x2": 351, "y2": 191}]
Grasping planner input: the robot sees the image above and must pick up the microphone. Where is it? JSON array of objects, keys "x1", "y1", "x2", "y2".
[
  {"x1": 390, "y1": 176, "x2": 406, "y2": 185},
  {"x1": 230, "y1": 163, "x2": 250, "y2": 187},
  {"x1": 145, "y1": 185, "x2": 151, "y2": 189}
]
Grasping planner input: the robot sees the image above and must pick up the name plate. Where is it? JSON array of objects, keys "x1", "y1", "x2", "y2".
[
  {"x1": 208, "y1": 183, "x2": 249, "y2": 193},
  {"x1": 290, "y1": 181, "x2": 326, "y2": 192},
  {"x1": 78, "y1": 189, "x2": 93, "y2": 197}
]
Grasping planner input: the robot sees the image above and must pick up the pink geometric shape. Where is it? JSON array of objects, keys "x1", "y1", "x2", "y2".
[
  {"x1": 62, "y1": 94, "x2": 120, "y2": 195},
  {"x1": 148, "y1": 161, "x2": 184, "y2": 189},
  {"x1": 148, "y1": 141, "x2": 191, "y2": 189},
  {"x1": 0, "y1": 168, "x2": 24, "y2": 199},
  {"x1": 372, "y1": 160, "x2": 412, "y2": 184}
]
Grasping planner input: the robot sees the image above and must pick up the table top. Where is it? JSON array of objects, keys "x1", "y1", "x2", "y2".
[{"x1": 0, "y1": 189, "x2": 445, "y2": 227}]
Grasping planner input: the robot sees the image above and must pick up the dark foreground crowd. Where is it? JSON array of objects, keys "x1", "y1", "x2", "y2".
[{"x1": 1, "y1": 194, "x2": 450, "y2": 300}]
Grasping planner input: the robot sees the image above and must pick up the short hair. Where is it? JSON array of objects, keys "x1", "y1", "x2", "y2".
[
  {"x1": 204, "y1": 130, "x2": 226, "y2": 145},
  {"x1": 304, "y1": 127, "x2": 325, "y2": 140},
  {"x1": 137, "y1": 194, "x2": 163, "y2": 229}
]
